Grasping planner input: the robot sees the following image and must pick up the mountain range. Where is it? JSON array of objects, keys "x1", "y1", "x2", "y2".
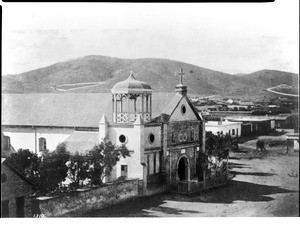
[{"x1": 2, "y1": 55, "x2": 299, "y2": 100}]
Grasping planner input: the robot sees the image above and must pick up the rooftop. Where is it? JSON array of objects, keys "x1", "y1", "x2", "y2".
[
  {"x1": 2, "y1": 93, "x2": 176, "y2": 128},
  {"x1": 225, "y1": 116, "x2": 274, "y2": 122},
  {"x1": 206, "y1": 120, "x2": 242, "y2": 126},
  {"x1": 111, "y1": 72, "x2": 152, "y2": 94}
]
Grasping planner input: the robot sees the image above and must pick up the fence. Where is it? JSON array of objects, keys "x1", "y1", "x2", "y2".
[{"x1": 171, "y1": 173, "x2": 232, "y2": 195}]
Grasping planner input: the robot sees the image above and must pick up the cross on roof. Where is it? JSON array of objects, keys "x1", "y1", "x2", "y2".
[{"x1": 177, "y1": 68, "x2": 185, "y2": 84}]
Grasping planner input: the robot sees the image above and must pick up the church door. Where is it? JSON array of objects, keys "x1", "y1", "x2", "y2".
[{"x1": 178, "y1": 157, "x2": 188, "y2": 181}]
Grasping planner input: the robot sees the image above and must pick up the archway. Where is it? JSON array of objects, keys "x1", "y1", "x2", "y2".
[{"x1": 177, "y1": 156, "x2": 189, "y2": 181}]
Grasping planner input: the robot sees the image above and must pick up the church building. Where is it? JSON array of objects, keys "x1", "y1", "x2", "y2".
[{"x1": 2, "y1": 69, "x2": 205, "y2": 194}]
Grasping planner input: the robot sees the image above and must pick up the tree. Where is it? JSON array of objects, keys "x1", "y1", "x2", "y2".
[
  {"x1": 205, "y1": 132, "x2": 232, "y2": 159},
  {"x1": 34, "y1": 143, "x2": 70, "y2": 195},
  {"x1": 87, "y1": 140, "x2": 130, "y2": 185},
  {"x1": 66, "y1": 153, "x2": 89, "y2": 190},
  {"x1": 5, "y1": 149, "x2": 39, "y2": 181}
]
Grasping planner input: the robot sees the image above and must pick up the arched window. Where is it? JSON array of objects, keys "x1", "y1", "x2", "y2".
[{"x1": 39, "y1": 137, "x2": 47, "y2": 152}]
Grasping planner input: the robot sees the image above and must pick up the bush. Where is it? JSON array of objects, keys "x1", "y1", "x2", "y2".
[{"x1": 87, "y1": 140, "x2": 130, "y2": 185}]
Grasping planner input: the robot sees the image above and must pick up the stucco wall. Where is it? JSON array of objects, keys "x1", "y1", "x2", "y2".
[
  {"x1": 33, "y1": 179, "x2": 140, "y2": 217},
  {"x1": 107, "y1": 125, "x2": 143, "y2": 179},
  {"x1": 205, "y1": 122, "x2": 242, "y2": 138},
  {"x1": 3, "y1": 127, "x2": 74, "y2": 153}
]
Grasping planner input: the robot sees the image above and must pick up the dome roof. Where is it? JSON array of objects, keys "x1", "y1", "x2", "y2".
[{"x1": 111, "y1": 71, "x2": 152, "y2": 94}]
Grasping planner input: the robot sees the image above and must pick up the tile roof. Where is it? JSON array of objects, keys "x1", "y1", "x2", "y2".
[
  {"x1": 2, "y1": 93, "x2": 176, "y2": 128},
  {"x1": 63, "y1": 131, "x2": 99, "y2": 155}
]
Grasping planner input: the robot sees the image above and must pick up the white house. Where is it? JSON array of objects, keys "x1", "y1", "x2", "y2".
[{"x1": 205, "y1": 120, "x2": 242, "y2": 138}]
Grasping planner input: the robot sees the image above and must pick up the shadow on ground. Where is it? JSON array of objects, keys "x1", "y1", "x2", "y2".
[
  {"x1": 228, "y1": 162, "x2": 250, "y2": 169},
  {"x1": 79, "y1": 180, "x2": 296, "y2": 217},
  {"x1": 180, "y1": 180, "x2": 296, "y2": 204},
  {"x1": 230, "y1": 171, "x2": 276, "y2": 176},
  {"x1": 79, "y1": 194, "x2": 200, "y2": 217}
]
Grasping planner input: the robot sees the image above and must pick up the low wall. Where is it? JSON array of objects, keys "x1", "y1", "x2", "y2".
[
  {"x1": 33, "y1": 179, "x2": 140, "y2": 217},
  {"x1": 146, "y1": 173, "x2": 167, "y2": 196}
]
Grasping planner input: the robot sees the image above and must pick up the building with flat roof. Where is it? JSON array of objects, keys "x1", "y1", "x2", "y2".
[{"x1": 205, "y1": 120, "x2": 242, "y2": 138}]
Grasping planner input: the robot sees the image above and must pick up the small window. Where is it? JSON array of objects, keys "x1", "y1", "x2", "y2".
[
  {"x1": 121, "y1": 165, "x2": 128, "y2": 178},
  {"x1": 119, "y1": 134, "x2": 127, "y2": 144},
  {"x1": 181, "y1": 105, "x2": 186, "y2": 115},
  {"x1": 148, "y1": 133, "x2": 155, "y2": 144},
  {"x1": 232, "y1": 129, "x2": 235, "y2": 135}
]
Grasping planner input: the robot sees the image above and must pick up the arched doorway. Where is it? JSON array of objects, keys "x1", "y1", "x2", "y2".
[{"x1": 177, "y1": 156, "x2": 189, "y2": 181}]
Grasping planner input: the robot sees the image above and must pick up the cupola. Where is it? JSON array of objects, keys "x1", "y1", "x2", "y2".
[{"x1": 111, "y1": 71, "x2": 152, "y2": 123}]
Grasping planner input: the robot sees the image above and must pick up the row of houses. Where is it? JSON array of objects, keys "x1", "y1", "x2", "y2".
[{"x1": 204, "y1": 114, "x2": 299, "y2": 138}]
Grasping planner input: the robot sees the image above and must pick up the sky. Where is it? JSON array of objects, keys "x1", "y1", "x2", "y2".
[{"x1": 2, "y1": 1, "x2": 299, "y2": 75}]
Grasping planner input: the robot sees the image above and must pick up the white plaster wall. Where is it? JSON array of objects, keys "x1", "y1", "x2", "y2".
[
  {"x1": 107, "y1": 125, "x2": 144, "y2": 179},
  {"x1": 3, "y1": 127, "x2": 74, "y2": 153},
  {"x1": 205, "y1": 123, "x2": 242, "y2": 138}
]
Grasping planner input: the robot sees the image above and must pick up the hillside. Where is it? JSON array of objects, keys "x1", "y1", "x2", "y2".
[{"x1": 2, "y1": 55, "x2": 299, "y2": 99}]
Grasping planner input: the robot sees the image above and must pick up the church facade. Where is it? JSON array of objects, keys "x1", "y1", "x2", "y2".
[{"x1": 2, "y1": 69, "x2": 205, "y2": 194}]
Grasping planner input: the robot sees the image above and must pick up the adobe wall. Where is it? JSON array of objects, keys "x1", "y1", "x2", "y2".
[
  {"x1": 1, "y1": 164, "x2": 33, "y2": 217},
  {"x1": 33, "y1": 179, "x2": 141, "y2": 217}
]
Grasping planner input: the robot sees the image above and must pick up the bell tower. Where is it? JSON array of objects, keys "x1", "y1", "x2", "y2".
[{"x1": 111, "y1": 71, "x2": 153, "y2": 123}]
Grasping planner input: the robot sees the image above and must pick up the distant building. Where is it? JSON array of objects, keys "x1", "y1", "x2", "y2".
[
  {"x1": 286, "y1": 133, "x2": 299, "y2": 152},
  {"x1": 227, "y1": 105, "x2": 252, "y2": 111},
  {"x1": 225, "y1": 116, "x2": 275, "y2": 136},
  {"x1": 1, "y1": 160, "x2": 33, "y2": 217},
  {"x1": 270, "y1": 114, "x2": 299, "y2": 131},
  {"x1": 1, "y1": 132, "x2": 15, "y2": 159},
  {"x1": 205, "y1": 120, "x2": 242, "y2": 138},
  {"x1": 226, "y1": 99, "x2": 234, "y2": 104}
]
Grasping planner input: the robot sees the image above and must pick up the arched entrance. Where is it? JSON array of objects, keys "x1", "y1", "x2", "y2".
[{"x1": 177, "y1": 156, "x2": 189, "y2": 181}]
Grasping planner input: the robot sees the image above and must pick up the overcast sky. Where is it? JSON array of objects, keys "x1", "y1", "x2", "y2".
[{"x1": 2, "y1": 1, "x2": 299, "y2": 75}]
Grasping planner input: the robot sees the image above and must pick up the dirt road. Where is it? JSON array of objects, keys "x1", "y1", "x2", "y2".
[{"x1": 80, "y1": 138, "x2": 299, "y2": 217}]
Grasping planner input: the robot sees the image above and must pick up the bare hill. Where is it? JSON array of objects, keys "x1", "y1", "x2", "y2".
[{"x1": 2, "y1": 55, "x2": 298, "y2": 98}]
